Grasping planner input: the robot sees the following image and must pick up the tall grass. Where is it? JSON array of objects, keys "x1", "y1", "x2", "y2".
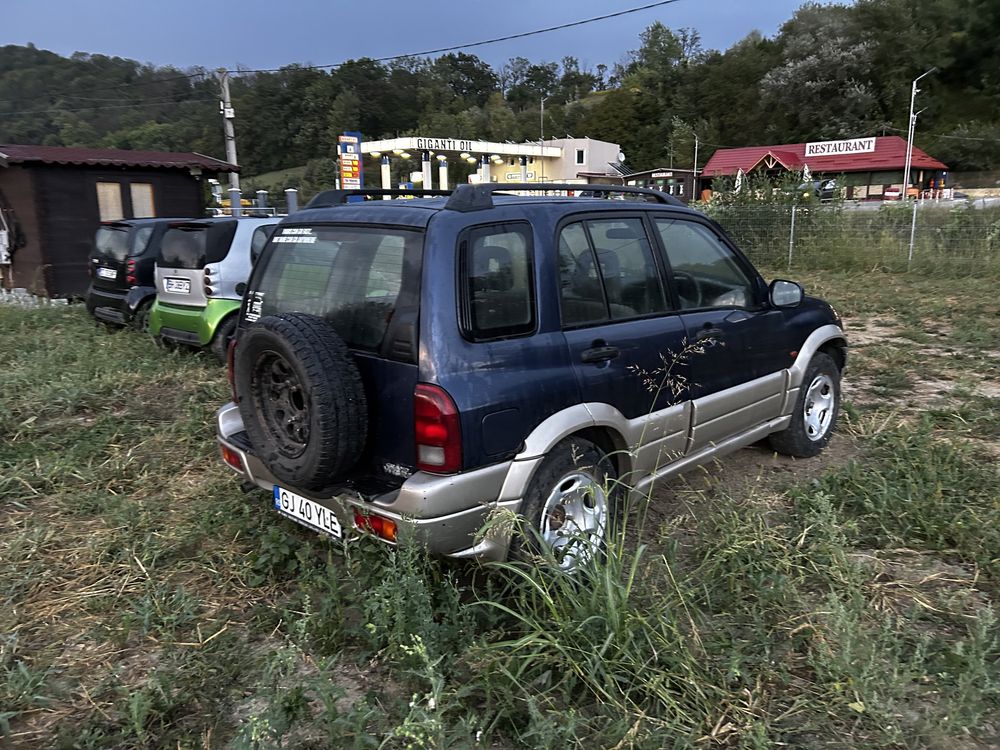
[{"x1": 2, "y1": 300, "x2": 999, "y2": 747}]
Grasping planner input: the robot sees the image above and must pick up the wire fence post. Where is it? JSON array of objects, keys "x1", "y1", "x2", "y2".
[
  {"x1": 787, "y1": 205, "x2": 797, "y2": 271},
  {"x1": 907, "y1": 199, "x2": 919, "y2": 268}
]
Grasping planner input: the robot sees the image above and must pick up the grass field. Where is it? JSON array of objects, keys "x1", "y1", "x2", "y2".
[{"x1": 1, "y1": 270, "x2": 998, "y2": 749}]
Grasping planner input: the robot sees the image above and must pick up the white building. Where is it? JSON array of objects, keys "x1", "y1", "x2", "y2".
[{"x1": 360, "y1": 135, "x2": 625, "y2": 190}]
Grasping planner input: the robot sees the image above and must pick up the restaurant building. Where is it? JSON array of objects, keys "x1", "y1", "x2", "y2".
[{"x1": 700, "y1": 135, "x2": 949, "y2": 200}]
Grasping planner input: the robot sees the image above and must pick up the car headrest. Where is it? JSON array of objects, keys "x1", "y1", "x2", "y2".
[{"x1": 472, "y1": 245, "x2": 514, "y2": 292}]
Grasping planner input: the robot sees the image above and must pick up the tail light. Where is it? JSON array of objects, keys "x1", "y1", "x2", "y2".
[
  {"x1": 126, "y1": 259, "x2": 137, "y2": 285},
  {"x1": 414, "y1": 383, "x2": 461, "y2": 474},
  {"x1": 227, "y1": 338, "x2": 238, "y2": 402},
  {"x1": 353, "y1": 509, "x2": 398, "y2": 542},
  {"x1": 204, "y1": 266, "x2": 214, "y2": 296},
  {"x1": 220, "y1": 444, "x2": 244, "y2": 472}
]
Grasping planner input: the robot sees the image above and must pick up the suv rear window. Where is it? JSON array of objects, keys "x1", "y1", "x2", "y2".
[
  {"x1": 158, "y1": 221, "x2": 238, "y2": 269},
  {"x1": 249, "y1": 225, "x2": 421, "y2": 351}
]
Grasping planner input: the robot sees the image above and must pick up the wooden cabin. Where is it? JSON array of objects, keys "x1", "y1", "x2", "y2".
[{"x1": 0, "y1": 145, "x2": 235, "y2": 297}]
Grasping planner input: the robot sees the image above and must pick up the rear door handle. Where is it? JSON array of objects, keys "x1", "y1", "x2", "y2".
[
  {"x1": 694, "y1": 327, "x2": 724, "y2": 341},
  {"x1": 581, "y1": 345, "x2": 620, "y2": 363}
]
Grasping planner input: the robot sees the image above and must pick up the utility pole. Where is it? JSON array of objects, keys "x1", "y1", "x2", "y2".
[
  {"x1": 902, "y1": 67, "x2": 936, "y2": 202},
  {"x1": 693, "y1": 134, "x2": 699, "y2": 175},
  {"x1": 218, "y1": 69, "x2": 240, "y2": 191}
]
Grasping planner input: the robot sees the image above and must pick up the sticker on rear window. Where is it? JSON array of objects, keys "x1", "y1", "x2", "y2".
[
  {"x1": 245, "y1": 291, "x2": 265, "y2": 322},
  {"x1": 280, "y1": 227, "x2": 314, "y2": 235},
  {"x1": 273, "y1": 235, "x2": 316, "y2": 244}
]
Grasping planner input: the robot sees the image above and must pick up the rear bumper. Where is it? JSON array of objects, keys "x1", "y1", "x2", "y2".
[
  {"x1": 150, "y1": 298, "x2": 240, "y2": 346},
  {"x1": 216, "y1": 402, "x2": 520, "y2": 560},
  {"x1": 86, "y1": 285, "x2": 129, "y2": 324}
]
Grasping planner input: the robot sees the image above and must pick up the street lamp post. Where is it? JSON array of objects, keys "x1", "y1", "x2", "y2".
[
  {"x1": 539, "y1": 96, "x2": 548, "y2": 181},
  {"x1": 902, "y1": 67, "x2": 937, "y2": 201}
]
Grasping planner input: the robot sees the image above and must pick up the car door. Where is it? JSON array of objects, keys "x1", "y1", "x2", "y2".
[
  {"x1": 651, "y1": 216, "x2": 786, "y2": 452},
  {"x1": 558, "y1": 215, "x2": 692, "y2": 468}
]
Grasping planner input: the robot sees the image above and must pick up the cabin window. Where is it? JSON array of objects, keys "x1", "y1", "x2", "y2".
[
  {"x1": 130, "y1": 183, "x2": 155, "y2": 218},
  {"x1": 96, "y1": 182, "x2": 124, "y2": 221},
  {"x1": 575, "y1": 149, "x2": 586, "y2": 165}
]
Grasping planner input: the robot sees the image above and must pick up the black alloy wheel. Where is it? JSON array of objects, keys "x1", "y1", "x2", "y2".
[{"x1": 252, "y1": 351, "x2": 310, "y2": 458}]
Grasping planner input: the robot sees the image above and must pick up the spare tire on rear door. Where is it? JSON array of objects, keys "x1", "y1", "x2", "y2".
[{"x1": 235, "y1": 313, "x2": 368, "y2": 491}]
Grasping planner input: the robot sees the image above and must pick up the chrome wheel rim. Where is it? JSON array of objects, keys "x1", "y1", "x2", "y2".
[
  {"x1": 804, "y1": 373, "x2": 836, "y2": 441},
  {"x1": 540, "y1": 471, "x2": 608, "y2": 570}
]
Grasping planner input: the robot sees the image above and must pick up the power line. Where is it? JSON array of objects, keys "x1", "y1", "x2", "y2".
[
  {"x1": 2, "y1": 1, "x2": 684, "y2": 104},
  {"x1": 883, "y1": 123, "x2": 995, "y2": 143},
  {"x1": 1, "y1": 97, "x2": 216, "y2": 117},
  {"x1": 0, "y1": 71, "x2": 210, "y2": 105},
  {"x1": 231, "y1": 0, "x2": 685, "y2": 74}
]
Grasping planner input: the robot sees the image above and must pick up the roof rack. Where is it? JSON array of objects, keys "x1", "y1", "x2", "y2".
[
  {"x1": 443, "y1": 182, "x2": 685, "y2": 212},
  {"x1": 304, "y1": 188, "x2": 452, "y2": 209},
  {"x1": 302, "y1": 183, "x2": 685, "y2": 212}
]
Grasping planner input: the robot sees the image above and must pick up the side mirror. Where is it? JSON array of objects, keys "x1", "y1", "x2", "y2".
[
  {"x1": 770, "y1": 279, "x2": 803, "y2": 308},
  {"x1": 234, "y1": 282, "x2": 247, "y2": 297}
]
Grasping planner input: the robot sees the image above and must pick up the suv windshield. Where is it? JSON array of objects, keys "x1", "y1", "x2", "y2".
[
  {"x1": 250, "y1": 224, "x2": 421, "y2": 350},
  {"x1": 94, "y1": 225, "x2": 131, "y2": 262},
  {"x1": 159, "y1": 222, "x2": 238, "y2": 269}
]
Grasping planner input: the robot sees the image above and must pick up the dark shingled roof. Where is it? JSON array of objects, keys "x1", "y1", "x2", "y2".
[{"x1": 0, "y1": 144, "x2": 237, "y2": 172}]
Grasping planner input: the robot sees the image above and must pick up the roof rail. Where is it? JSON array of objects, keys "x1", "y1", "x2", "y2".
[
  {"x1": 443, "y1": 182, "x2": 685, "y2": 212},
  {"x1": 304, "y1": 188, "x2": 452, "y2": 209}
]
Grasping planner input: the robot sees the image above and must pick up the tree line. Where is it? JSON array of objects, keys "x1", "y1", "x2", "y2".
[{"x1": 2, "y1": 0, "x2": 998, "y2": 181}]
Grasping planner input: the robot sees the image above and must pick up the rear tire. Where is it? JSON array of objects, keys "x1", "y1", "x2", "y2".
[
  {"x1": 210, "y1": 314, "x2": 238, "y2": 363},
  {"x1": 768, "y1": 352, "x2": 840, "y2": 458},
  {"x1": 509, "y1": 438, "x2": 619, "y2": 571},
  {"x1": 235, "y1": 313, "x2": 368, "y2": 491},
  {"x1": 132, "y1": 299, "x2": 153, "y2": 333}
]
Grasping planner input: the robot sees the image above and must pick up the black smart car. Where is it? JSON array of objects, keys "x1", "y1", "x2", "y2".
[{"x1": 85, "y1": 218, "x2": 190, "y2": 329}]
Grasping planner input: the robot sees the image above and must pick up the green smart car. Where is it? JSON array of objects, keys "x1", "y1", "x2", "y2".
[{"x1": 149, "y1": 216, "x2": 278, "y2": 360}]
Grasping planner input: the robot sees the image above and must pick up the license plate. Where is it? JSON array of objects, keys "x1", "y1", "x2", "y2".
[
  {"x1": 273, "y1": 485, "x2": 342, "y2": 539},
  {"x1": 96, "y1": 267, "x2": 117, "y2": 280},
  {"x1": 164, "y1": 277, "x2": 191, "y2": 294}
]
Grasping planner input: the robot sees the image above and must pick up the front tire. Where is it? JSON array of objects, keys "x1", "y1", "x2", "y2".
[
  {"x1": 510, "y1": 438, "x2": 619, "y2": 571},
  {"x1": 769, "y1": 352, "x2": 841, "y2": 458}
]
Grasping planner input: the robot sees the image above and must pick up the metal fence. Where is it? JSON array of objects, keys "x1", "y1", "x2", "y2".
[{"x1": 703, "y1": 200, "x2": 1000, "y2": 276}]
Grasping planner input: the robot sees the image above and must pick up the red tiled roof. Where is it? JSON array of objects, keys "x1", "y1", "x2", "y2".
[
  {"x1": 702, "y1": 136, "x2": 947, "y2": 176},
  {"x1": 747, "y1": 149, "x2": 803, "y2": 171},
  {"x1": 0, "y1": 144, "x2": 237, "y2": 172}
]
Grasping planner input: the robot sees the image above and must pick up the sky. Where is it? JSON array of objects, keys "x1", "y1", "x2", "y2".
[{"x1": 3, "y1": 0, "x2": 818, "y2": 73}]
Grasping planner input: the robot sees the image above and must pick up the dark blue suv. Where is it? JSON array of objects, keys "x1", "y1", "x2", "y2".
[{"x1": 217, "y1": 184, "x2": 846, "y2": 568}]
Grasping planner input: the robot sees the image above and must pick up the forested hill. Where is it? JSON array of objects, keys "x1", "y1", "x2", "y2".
[{"x1": 2, "y1": 0, "x2": 999, "y2": 177}]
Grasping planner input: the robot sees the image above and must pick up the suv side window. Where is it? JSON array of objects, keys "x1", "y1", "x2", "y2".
[
  {"x1": 558, "y1": 217, "x2": 667, "y2": 326},
  {"x1": 461, "y1": 223, "x2": 534, "y2": 341},
  {"x1": 654, "y1": 219, "x2": 755, "y2": 309}
]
